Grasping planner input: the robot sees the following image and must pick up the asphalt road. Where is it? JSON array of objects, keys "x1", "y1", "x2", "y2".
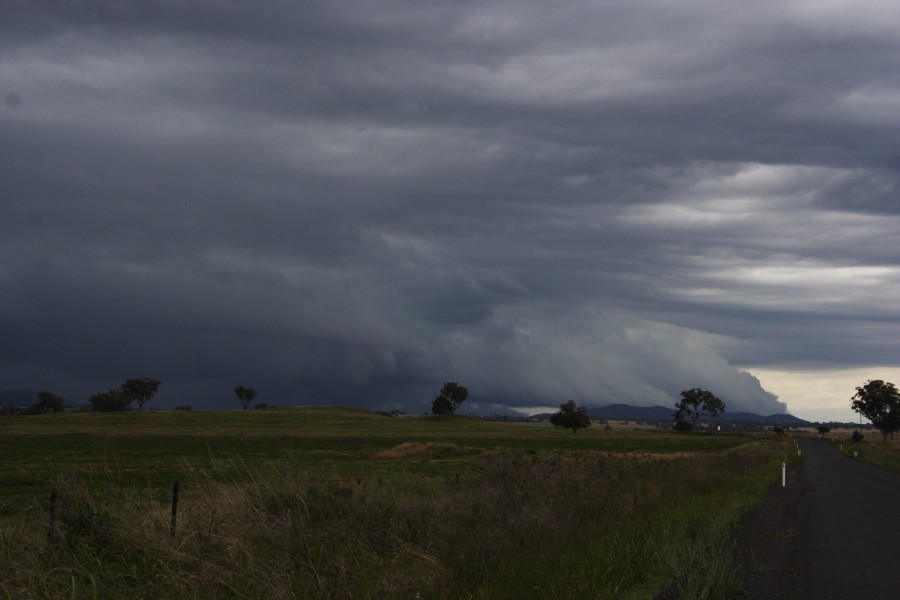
[{"x1": 740, "y1": 438, "x2": 900, "y2": 599}]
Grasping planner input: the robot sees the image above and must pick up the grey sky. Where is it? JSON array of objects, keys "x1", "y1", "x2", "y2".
[{"x1": 3, "y1": 1, "x2": 899, "y2": 419}]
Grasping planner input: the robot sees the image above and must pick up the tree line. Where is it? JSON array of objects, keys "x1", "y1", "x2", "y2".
[
  {"x1": 18, "y1": 379, "x2": 261, "y2": 413},
  {"x1": 5, "y1": 371, "x2": 737, "y2": 425},
  {"x1": 18, "y1": 375, "x2": 899, "y2": 434},
  {"x1": 426, "y1": 381, "x2": 728, "y2": 434},
  {"x1": 545, "y1": 388, "x2": 727, "y2": 434}
]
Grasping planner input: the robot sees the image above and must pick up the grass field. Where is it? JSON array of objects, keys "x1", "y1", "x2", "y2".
[
  {"x1": 0, "y1": 408, "x2": 787, "y2": 599},
  {"x1": 823, "y1": 428, "x2": 900, "y2": 473}
]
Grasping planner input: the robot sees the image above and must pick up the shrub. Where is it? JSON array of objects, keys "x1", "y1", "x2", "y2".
[{"x1": 89, "y1": 389, "x2": 130, "y2": 412}]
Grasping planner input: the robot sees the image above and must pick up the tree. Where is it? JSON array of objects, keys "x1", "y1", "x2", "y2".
[
  {"x1": 817, "y1": 425, "x2": 831, "y2": 436},
  {"x1": 121, "y1": 377, "x2": 161, "y2": 411},
  {"x1": 89, "y1": 389, "x2": 130, "y2": 412},
  {"x1": 550, "y1": 400, "x2": 592, "y2": 434},
  {"x1": 674, "y1": 388, "x2": 725, "y2": 427},
  {"x1": 234, "y1": 385, "x2": 258, "y2": 410},
  {"x1": 432, "y1": 395, "x2": 453, "y2": 417},
  {"x1": 34, "y1": 391, "x2": 65, "y2": 414},
  {"x1": 851, "y1": 380, "x2": 900, "y2": 443},
  {"x1": 672, "y1": 419, "x2": 693, "y2": 432},
  {"x1": 434, "y1": 382, "x2": 468, "y2": 416}
]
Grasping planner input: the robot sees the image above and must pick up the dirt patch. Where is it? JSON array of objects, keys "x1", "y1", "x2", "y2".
[{"x1": 375, "y1": 442, "x2": 482, "y2": 459}]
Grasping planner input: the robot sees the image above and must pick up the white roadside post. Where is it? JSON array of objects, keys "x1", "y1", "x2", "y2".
[{"x1": 782, "y1": 462, "x2": 786, "y2": 487}]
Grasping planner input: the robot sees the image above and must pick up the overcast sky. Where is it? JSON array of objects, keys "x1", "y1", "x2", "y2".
[{"x1": 3, "y1": 1, "x2": 899, "y2": 421}]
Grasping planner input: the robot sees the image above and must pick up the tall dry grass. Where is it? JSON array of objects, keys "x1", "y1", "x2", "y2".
[{"x1": 1, "y1": 441, "x2": 783, "y2": 599}]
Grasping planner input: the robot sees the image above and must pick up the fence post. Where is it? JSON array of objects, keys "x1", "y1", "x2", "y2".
[
  {"x1": 48, "y1": 488, "x2": 58, "y2": 541},
  {"x1": 171, "y1": 481, "x2": 180, "y2": 537}
]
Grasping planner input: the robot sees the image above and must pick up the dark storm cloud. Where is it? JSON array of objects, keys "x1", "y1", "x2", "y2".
[{"x1": 3, "y1": 1, "x2": 899, "y2": 417}]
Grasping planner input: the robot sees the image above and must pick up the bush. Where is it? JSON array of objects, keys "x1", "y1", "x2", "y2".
[
  {"x1": 89, "y1": 389, "x2": 130, "y2": 412},
  {"x1": 852, "y1": 430, "x2": 864, "y2": 443},
  {"x1": 34, "y1": 391, "x2": 66, "y2": 414},
  {"x1": 174, "y1": 405, "x2": 192, "y2": 411}
]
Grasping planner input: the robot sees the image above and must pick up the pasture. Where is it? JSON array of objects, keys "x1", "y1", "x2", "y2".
[
  {"x1": 822, "y1": 427, "x2": 900, "y2": 473},
  {"x1": 0, "y1": 408, "x2": 787, "y2": 599}
]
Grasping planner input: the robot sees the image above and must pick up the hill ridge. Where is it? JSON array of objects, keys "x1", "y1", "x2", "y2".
[{"x1": 585, "y1": 403, "x2": 810, "y2": 425}]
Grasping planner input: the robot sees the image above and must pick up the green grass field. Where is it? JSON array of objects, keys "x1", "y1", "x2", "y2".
[
  {"x1": 0, "y1": 408, "x2": 786, "y2": 599},
  {"x1": 0, "y1": 408, "x2": 751, "y2": 514}
]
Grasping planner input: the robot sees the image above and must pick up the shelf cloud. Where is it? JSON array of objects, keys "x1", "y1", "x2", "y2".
[{"x1": 3, "y1": 2, "x2": 899, "y2": 418}]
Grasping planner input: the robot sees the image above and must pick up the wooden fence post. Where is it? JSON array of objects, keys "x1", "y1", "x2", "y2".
[
  {"x1": 48, "y1": 488, "x2": 58, "y2": 541},
  {"x1": 171, "y1": 481, "x2": 180, "y2": 537}
]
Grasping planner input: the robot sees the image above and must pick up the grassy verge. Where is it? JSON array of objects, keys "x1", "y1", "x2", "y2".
[
  {"x1": 0, "y1": 409, "x2": 786, "y2": 598},
  {"x1": 830, "y1": 434, "x2": 900, "y2": 473}
]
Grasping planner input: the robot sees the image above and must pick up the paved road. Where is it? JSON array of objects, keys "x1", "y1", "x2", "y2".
[{"x1": 741, "y1": 438, "x2": 900, "y2": 599}]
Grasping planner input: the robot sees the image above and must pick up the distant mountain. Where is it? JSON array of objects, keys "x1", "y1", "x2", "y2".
[
  {"x1": 723, "y1": 412, "x2": 810, "y2": 425},
  {"x1": 587, "y1": 403, "x2": 672, "y2": 420},
  {"x1": 0, "y1": 389, "x2": 38, "y2": 406},
  {"x1": 585, "y1": 403, "x2": 810, "y2": 425}
]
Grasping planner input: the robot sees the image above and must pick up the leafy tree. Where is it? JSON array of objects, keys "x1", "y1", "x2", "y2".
[
  {"x1": 121, "y1": 377, "x2": 161, "y2": 411},
  {"x1": 672, "y1": 419, "x2": 693, "y2": 432},
  {"x1": 851, "y1": 380, "x2": 900, "y2": 443},
  {"x1": 550, "y1": 400, "x2": 592, "y2": 434},
  {"x1": 234, "y1": 385, "x2": 258, "y2": 410},
  {"x1": 432, "y1": 395, "x2": 453, "y2": 417},
  {"x1": 434, "y1": 382, "x2": 468, "y2": 415},
  {"x1": 89, "y1": 389, "x2": 130, "y2": 412},
  {"x1": 673, "y1": 388, "x2": 725, "y2": 427},
  {"x1": 34, "y1": 391, "x2": 65, "y2": 414},
  {"x1": 817, "y1": 425, "x2": 831, "y2": 435}
]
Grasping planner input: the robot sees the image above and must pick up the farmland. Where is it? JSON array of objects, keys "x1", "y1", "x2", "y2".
[{"x1": 0, "y1": 408, "x2": 787, "y2": 599}]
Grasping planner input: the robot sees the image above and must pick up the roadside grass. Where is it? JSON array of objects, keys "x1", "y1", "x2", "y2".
[
  {"x1": 0, "y1": 408, "x2": 785, "y2": 598},
  {"x1": 829, "y1": 433, "x2": 900, "y2": 473}
]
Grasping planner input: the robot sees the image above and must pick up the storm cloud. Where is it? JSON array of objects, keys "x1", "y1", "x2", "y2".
[{"x1": 3, "y1": 1, "x2": 900, "y2": 418}]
